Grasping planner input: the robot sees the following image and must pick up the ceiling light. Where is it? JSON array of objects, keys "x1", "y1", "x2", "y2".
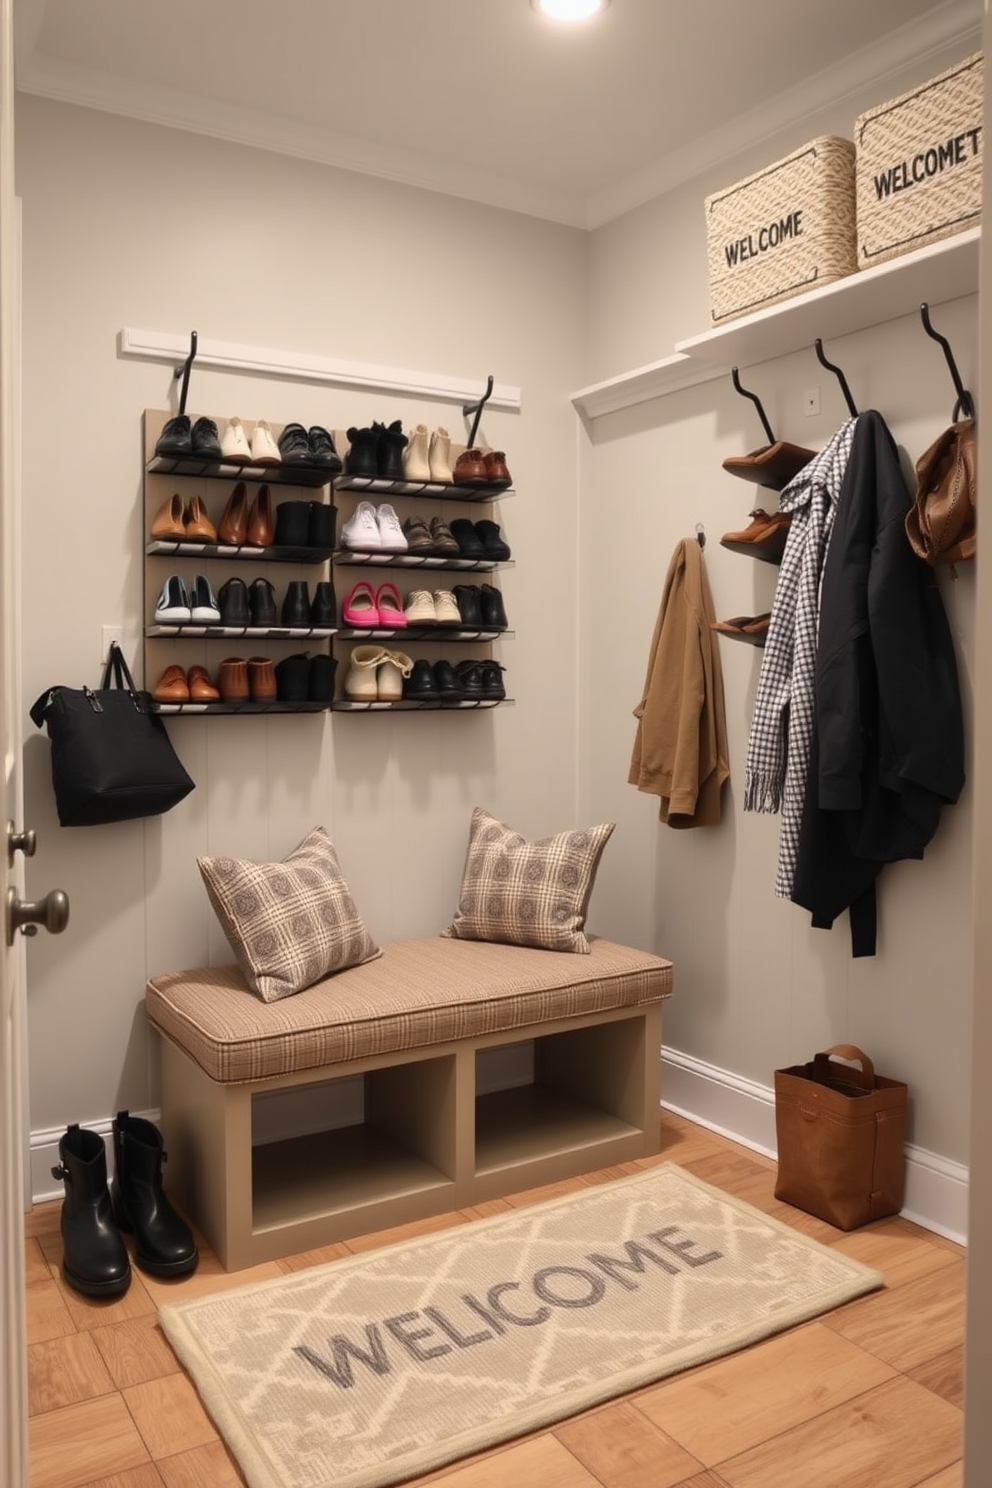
[{"x1": 532, "y1": 0, "x2": 610, "y2": 20}]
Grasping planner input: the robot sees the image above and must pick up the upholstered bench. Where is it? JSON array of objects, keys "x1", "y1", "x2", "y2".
[{"x1": 145, "y1": 935, "x2": 673, "y2": 1271}]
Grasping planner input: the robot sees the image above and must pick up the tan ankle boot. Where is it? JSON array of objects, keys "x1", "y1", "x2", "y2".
[{"x1": 429, "y1": 427, "x2": 453, "y2": 483}]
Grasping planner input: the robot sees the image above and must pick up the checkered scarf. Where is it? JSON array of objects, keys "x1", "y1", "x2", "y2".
[{"x1": 744, "y1": 417, "x2": 858, "y2": 897}]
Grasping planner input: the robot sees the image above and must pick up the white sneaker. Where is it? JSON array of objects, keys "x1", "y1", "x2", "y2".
[
  {"x1": 221, "y1": 417, "x2": 252, "y2": 463},
  {"x1": 250, "y1": 419, "x2": 281, "y2": 465},
  {"x1": 404, "y1": 590, "x2": 436, "y2": 624},
  {"x1": 341, "y1": 500, "x2": 382, "y2": 550},
  {"x1": 433, "y1": 589, "x2": 462, "y2": 625},
  {"x1": 376, "y1": 503, "x2": 408, "y2": 553}
]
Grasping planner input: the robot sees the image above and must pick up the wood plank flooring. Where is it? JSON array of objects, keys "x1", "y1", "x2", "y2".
[{"x1": 24, "y1": 1111, "x2": 965, "y2": 1488}]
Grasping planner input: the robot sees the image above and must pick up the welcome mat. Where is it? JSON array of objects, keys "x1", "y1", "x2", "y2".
[{"x1": 159, "y1": 1163, "x2": 882, "y2": 1488}]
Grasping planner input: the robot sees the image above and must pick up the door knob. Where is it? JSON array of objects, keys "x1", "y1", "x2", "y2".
[
  {"x1": 6, "y1": 820, "x2": 37, "y2": 864},
  {"x1": 5, "y1": 887, "x2": 70, "y2": 946}
]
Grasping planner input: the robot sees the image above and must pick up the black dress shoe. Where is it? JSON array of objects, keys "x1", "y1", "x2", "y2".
[
  {"x1": 453, "y1": 584, "x2": 483, "y2": 627},
  {"x1": 403, "y1": 659, "x2": 438, "y2": 700},
  {"x1": 190, "y1": 416, "x2": 222, "y2": 459},
  {"x1": 474, "y1": 519, "x2": 511, "y2": 561},
  {"x1": 278, "y1": 422, "x2": 312, "y2": 463},
  {"x1": 218, "y1": 577, "x2": 250, "y2": 626},
  {"x1": 309, "y1": 654, "x2": 338, "y2": 702},
  {"x1": 308, "y1": 501, "x2": 337, "y2": 550},
  {"x1": 275, "y1": 653, "x2": 311, "y2": 702},
  {"x1": 308, "y1": 426, "x2": 343, "y2": 472},
  {"x1": 433, "y1": 659, "x2": 463, "y2": 701},
  {"x1": 449, "y1": 518, "x2": 486, "y2": 558},
  {"x1": 479, "y1": 659, "x2": 506, "y2": 700},
  {"x1": 249, "y1": 577, "x2": 277, "y2": 627},
  {"x1": 273, "y1": 501, "x2": 311, "y2": 547},
  {"x1": 282, "y1": 580, "x2": 311, "y2": 626},
  {"x1": 310, "y1": 581, "x2": 336, "y2": 627},
  {"x1": 480, "y1": 584, "x2": 508, "y2": 629},
  {"x1": 455, "y1": 659, "x2": 485, "y2": 699},
  {"x1": 155, "y1": 415, "x2": 192, "y2": 458}
]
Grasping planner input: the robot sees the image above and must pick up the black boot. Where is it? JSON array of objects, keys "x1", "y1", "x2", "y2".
[
  {"x1": 52, "y1": 1124, "x2": 131, "y2": 1298},
  {"x1": 110, "y1": 1111, "x2": 199, "y2": 1278}
]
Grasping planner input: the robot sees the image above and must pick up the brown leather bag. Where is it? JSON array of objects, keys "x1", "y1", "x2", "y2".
[
  {"x1": 905, "y1": 418, "x2": 976, "y2": 568},
  {"x1": 773, "y1": 1044, "x2": 908, "y2": 1231}
]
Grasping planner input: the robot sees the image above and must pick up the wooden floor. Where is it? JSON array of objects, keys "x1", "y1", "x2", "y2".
[{"x1": 25, "y1": 1110, "x2": 965, "y2": 1488}]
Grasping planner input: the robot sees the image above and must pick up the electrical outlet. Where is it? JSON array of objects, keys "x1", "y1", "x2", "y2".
[
  {"x1": 101, "y1": 625, "x2": 123, "y2": 663},
  {"x1": 803, "y1": 387, "x2": 820, "y2": 417}
]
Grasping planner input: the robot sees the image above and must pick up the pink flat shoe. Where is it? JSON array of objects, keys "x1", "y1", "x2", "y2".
[
  {"x1": 375, "y1": 581, "x2": 407, "y2": 628},
  {"x1": 342, "y1": 580, "x2": 379, "y2": 627}
]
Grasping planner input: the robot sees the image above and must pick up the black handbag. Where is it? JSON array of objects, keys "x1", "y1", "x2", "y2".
[{"x1": 30, "y1": 642, "x2": 195, "y2": 826}]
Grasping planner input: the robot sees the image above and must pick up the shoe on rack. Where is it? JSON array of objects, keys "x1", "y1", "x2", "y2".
[
  {"x1": 483, "y1": 451, "x2": 512, "y2": 489},
  {"x1": 719, "y1": 508, "x2": 792, "y2": 564},
  {"x1": 479, "y1": 659, "x2": 506, "y2": 700},
  {"x1": 308, "y1": 425, "x2": 342, "y2": 471},
  {"x1": 190, "y1": 416, "x2": 222, "y2": 459},
  {"x1": 218, "y1": 577, "x2": 250, "y2": 626},
  {"x1": 150, "y1": 493, "x2": 186, "y2": 541},
  {"x1": 452, "y1": 583, "x2": 483, "y2": 628},
  {"x1": 184, "y1": 495, "x2": 217, "y2": 542},
  {"x1": 403, "y1": 659, "x2": 438, "y2": 700},
  {"x1": 721, "y1": 441, "x2": 816, "y2": 491},
  {"x1": 249, "y1": 577, "x2": 278, "y2": 627},
  {"x1": 109, "y1": 1111, "x2": 198, "y2": 1279},
  {"x1": 345, "y1": 426, "x2": 379, "y2": 478},
  {"x1": 247, "y1": 485, "x2": 274, "y2": 547},
  {"x1": 455, "y1": 658, "x2": 485, "y2": 700},
  {"x1": 273, "y1": 500, "x2": 310, "y2": 548},
  {"x1": 189, "y1": 574, "x2": 221, "y2": 624},
  {"x1": 375, "y1": 503, "x2": 408, "y2": 553},
  {"x1": 480, "y1": 583, "x2": 508, "y2": 630},
  {"x1": 429, "y1": 427, "x2": 453, "y2": 483},
  {"x1": 374, "y1": 581, "x2": 406, "y2": 628},
  {"x1": 449, "y1": 518, "x2": 486, "y2": 558},
  {"x1": 308, "y1": 653, "x2": 338, "y2": 703},
  {"x1": 342, "y1": 580, "x2": 379, "y2": 627},
  {"x1": 277, "y1": 422, "x2": 312, "y2": 464},
  {"x1": 453, "y1": 449, "x2": 487, "y2": 484},
  {"x1": 341, "y1": 500, "x2": 382, "y2": 551},
  {"x1": 433, "y1": 589, "x2": 462, "y2": 626},
  {"x1": 344, "y1": 645, "x2": 388, "y2": 701},
  {"x1": 403, "y1": 590, "x2": 436, "y2": 625},
  {"x1": 474, "y1": 519, "x2": 511, "y2": 561},
  {"x1": 248, "y1": 657, "x2": 277, "y2": 701},
  {"x1": 433, "y1": 658, "x2": 464, "y2": 701},
  {"x1": 307, "y1": 501, "x2": 337, "y2": 550},
  {"x1": 428, "y1": 516, "x2": 460, "y2": 555},
  {"x1": 155, "y1": 414, "x2": 192, "y2": 459},
  {"x1": 218, "y1": 657, "x2": 250, "y2": 702},
  {"x1": 403, "y1": 424, "x2": 431, "y2": 482},
  {"x1": 310, "y1": 581, "x2": 336, "y2": 628},
  {"x1": 154, "y1": 575, "x2": 191, "y2": 624},
  {"x1": 378, "y1": 649, "x2": 414, "y2": 701},
  {"x1": 282, "y1": 580, "x2": 311, "y2": 627},
  {"x1": 51, "y1": 1124, "x2": 131, "y2": 1299},
  {"x1": 275, "y1": 652, "x2": 311, "y2": 702},
  {"x1": 217, "y1": 482, "x2": 249, "y2": 545},
  {"x1": 250, "y1": 420, "x2": 281, "y2": 466},
  {"x1": 187, "y1": 665, "x2": 220, "y2": 702},
  {"x1": 378, "y1": 420, "x2": 408, "y2": 481},
  {"x1": 221, "y1": 417, "x2": 252, "y2": 463},
  {"x1": 152, "y1": 665, "x2": 190, "y2": 704},
  {"x1": 401, "y1": 514, "x2": 433, "y2": 552}
]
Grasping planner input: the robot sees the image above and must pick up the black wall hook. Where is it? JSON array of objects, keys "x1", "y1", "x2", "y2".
[
  {"x1": 731, "y1": 366, "x2": 775, "y2": 445},
  {"x1": 920, "y1": 303, "x2": 975, "y2": 421},
  {"x1": 463, "y1": 375, "x2": 494, "y2": 449},
  {"x1": 814, "y1": 338, "x2": 858, "y2": 418},
  {"x1": 174, "y1": 330, "x2": 198, "y2": 417}
]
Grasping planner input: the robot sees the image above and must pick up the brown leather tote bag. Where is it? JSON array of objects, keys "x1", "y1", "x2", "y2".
[
  {"x1": 774, "y1": 1044, "x2": 908, "y2": 1231},
  {"x1": 905, "y1": 418, "x2": 976, "y2": 569}
]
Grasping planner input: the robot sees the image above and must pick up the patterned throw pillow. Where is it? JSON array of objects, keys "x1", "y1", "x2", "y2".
[
  {"x1": 442, "y1": 807, "x2": 615, "y2": 953},
  {"x1": 197, "y1": 826, "x2": 381, "y2": 1001}
]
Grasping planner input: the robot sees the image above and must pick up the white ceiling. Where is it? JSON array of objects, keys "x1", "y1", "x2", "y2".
[{"x1": 13, "y1": 0, "x2": 983, "y2": 228}]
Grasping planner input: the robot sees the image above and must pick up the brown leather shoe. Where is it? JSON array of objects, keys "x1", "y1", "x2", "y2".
[
  {"x1": 710, "y1": 613, "x2": 771, "y2": 647},
  {"x1": 247, "y1": 484, "x2": 274, "y2": 547},
  {"x1": 247, "y1": 657, "x2": 277, "y2": 701},
  {"x1": 721, "y1": 441, "x2": 816, "y2": 491},
  {"x1": 218, "y1": 657, "x2": 249, "y2": 702},
  {"x1": 720, "y1": 508, "x2": 792, "y2": 564},
  {"x1": 428, "y1": 516, "x2": 460, "y2": 554},
  {"x1": 217, "y1": 482, "x2": 248, "y2": 545},
  {"x1": 453, "y1": 449, "x2": 487, "y2": 483},
  {"x1": 150, "y1": 493, "x2": 186, "y2": 541},
  {"x1": 183, "y1": 495, "x2": 217, "y2": 543},
  {"x1": 483, "y1": 450, "x2": 511, "y2": 488},
  {"x1": 187, "y1": 665, "x2": 220, "y2": 702},
  {"x1": 152, "y1": 664, "x2": 189, "y2": 703}
]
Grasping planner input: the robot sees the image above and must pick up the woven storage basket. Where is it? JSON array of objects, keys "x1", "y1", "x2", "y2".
[
  {"x1": 705, "y1": 137, "x2": 856, "y2": 325},
  {"x1": 855, "y1": 53, "x2": 983, "y2": 268}
]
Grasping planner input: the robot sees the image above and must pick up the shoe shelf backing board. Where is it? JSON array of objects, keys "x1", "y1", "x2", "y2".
[{"x1": 143, "y1": 410, "x2": 337, "y2": 712}]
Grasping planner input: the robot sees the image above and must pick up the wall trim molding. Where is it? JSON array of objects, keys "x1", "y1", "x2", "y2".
[
  {"x1": 119, "y1": 328, "x2": 522, "y2": 411},
  {"x1": 661, "y1": 1048, "x2": 969, "y2": 1246}
]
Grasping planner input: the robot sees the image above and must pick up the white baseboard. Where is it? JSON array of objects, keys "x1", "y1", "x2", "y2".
[
  {"x1": 30, "y1": 1056, "x2": 970, "y2": 1246},
  {"x1": 661, "y1": 1048, "x2": 969, "y2": 1246}
]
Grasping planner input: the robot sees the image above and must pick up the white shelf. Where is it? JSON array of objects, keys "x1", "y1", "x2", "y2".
[{"x1": 571, "y1": 228, "x2": 980, "y2": 420}]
